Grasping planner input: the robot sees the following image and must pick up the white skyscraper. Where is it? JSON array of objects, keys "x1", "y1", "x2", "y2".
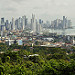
[
  {"x1": 31, "y1": 14, "x2": 36, "y2": 34},
  {"x1": 22, "y1": 16, "x2": 26, "y2": 30},
  {"x1": 36, "y1": 21, "x2": 42, "y2": 34},
  {"x1": 12, "y1": 17, "x2": 15, "y2": 30},
  {"x1": 9, "y1": 22, "x2": 12, "y2": 30}
]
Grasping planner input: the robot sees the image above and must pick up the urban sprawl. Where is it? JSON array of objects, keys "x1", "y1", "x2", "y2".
[{"x1": 0, "y1": 14, "x2": 75, "y2": 49}]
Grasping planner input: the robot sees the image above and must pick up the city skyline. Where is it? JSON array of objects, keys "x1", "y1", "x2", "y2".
[
  {"x1": 0, "y1": 15, "x2": 72, "y2": 37},
  {"x1": 0, "y1": 0, "x2": 75, "y2": 24}
]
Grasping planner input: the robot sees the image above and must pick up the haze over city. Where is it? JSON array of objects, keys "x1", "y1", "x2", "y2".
[
  {"x1": 0, "y1": 0, "x2": 75, "y2": 75},
  {"x1": 0, "y1": 0, "x2": 75, "y2": 24}
]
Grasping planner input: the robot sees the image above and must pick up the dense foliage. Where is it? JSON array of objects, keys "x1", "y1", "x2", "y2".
[{"x1": 0, "y1": 43, "x2": 75, "y2": 75}]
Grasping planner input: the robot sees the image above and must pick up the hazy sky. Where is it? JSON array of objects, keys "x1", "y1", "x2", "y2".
[{"x1": 0, "y1": 0, "x2": 75, "y2": 24}]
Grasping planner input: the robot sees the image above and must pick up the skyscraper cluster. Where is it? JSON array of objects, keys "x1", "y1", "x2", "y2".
[
  {"x1": 0, "y1": 16, "x2": 27, "y2": 31},
  {"x1": 51, "y1": 16, "x2": 72, "y2": 29},
  {"x1": 0, "y1": 15, "x2": 72, "y2": 37},
  {"x1": 0, "y1": 14, "x2": 43, "y2": 36},
  {"x1": 31, "y1": 14, "x2": 43, "y2": 34}
]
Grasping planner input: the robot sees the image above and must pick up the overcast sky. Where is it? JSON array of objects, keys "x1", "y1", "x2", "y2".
[{"x1": 0, "y1": 0, "x2": 75, "y2": 24}]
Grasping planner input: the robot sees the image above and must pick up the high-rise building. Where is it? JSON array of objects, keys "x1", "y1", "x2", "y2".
[
  {"x1": 1, "y1": 18, "x2": 5, "y2": 25},
  {"x1": 62, "y1": 16, "x2": 72, "y2": 29},
  {"x1": 63, "y1": 16, "x2": 67, "y2": 29},
  {"x1": 12, "y1": 17, "x2": 15, "y2": 30},
  {"x1": 31, "y1": 14, "x2": 36, "y2": 34},
  {"x1": 22, "y1": 16, "x2": 26, "y2": 30},
  {"x1": 51, "y1": 16, "x2": 72, "y2": 29},
  {"x1": 25, "y1": 18, "x2": 28, "y2": 28},
  {"x1": 18, "y1": 17, "x2": 21, "y2": 30},
  {"x1": 1, "y1": 25, "x2": 6, "y2": 37},
  {"x1": 0, "y1": 18, "x2": 6, "y2": 34},
  {"x1": 5, "y1": 20, "x2": 9, "y2": 30},
  {"x1": 39, "y1": 19, "x2": 42, "y2": 24},
  {"x1": 9, "y1": 22, "x2": 12, "y2": 30},
  {"x1": 15, "y1": 19, "x2": 18, "y2": 30},
  {"x1": 68, "y1": 20, "x2": 72, "y2": 28}
]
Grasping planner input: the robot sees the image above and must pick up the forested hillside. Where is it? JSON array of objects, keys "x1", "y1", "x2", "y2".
[{"x1": 0, "y1": 43, "x2": 75, "y2": 75}]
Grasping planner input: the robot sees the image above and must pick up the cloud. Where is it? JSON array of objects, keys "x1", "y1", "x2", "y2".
[{"x1": 0, "y1": 0, "x2": 75, "y2": 24}]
